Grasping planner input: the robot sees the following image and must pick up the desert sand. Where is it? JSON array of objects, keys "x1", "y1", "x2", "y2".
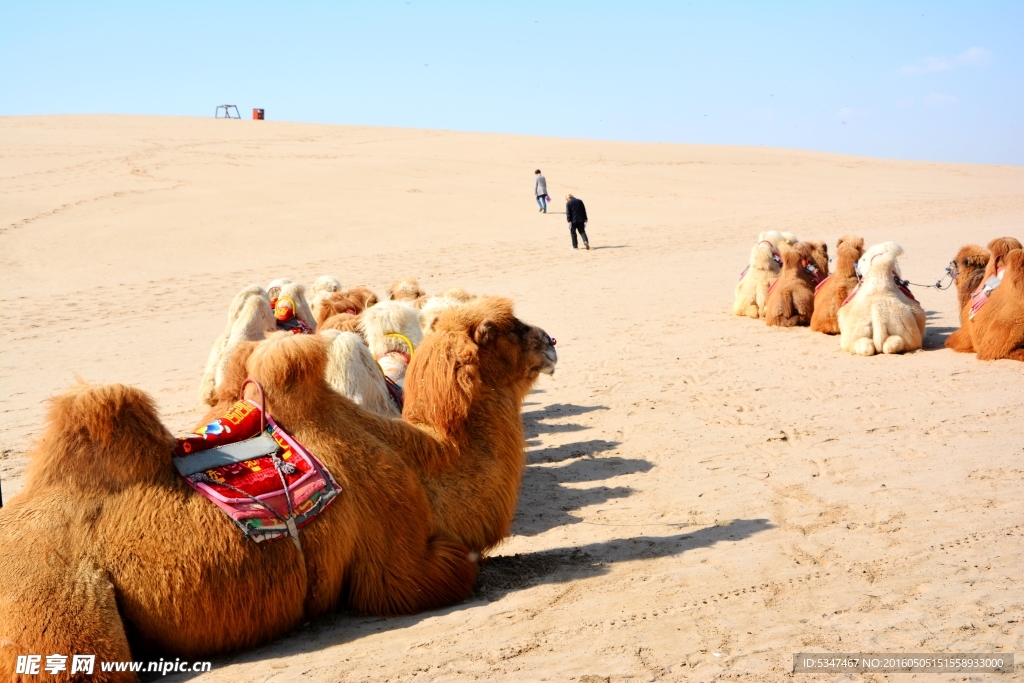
[{"x1": 1, "y1": 115, "x2": 1022, "y2": 682}]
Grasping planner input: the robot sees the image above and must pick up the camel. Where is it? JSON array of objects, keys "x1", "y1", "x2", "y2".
[
  {"x1": 949, "y1": 244, "x2": 990, "y2": 321},
  {"x1": 309, "y1": 275, "x2": 343, "y2": 308},
  {"x1": 360, "y1": 301, "x2": 423, "y2": 393},
  {"x1": 266, "y1": 278, "x2": 292, "y2": 306},
  {"x1": 811, "y1": 235, "x2": 864, "y2": 334},
  {"x1": 838, "y1": 242, "x2": 926, "y2": 355},
  {"x1": 970, "y1": 249, "x2": 1024, "y2": 361},
  {"x1": 206, "y1": 297, "x2": 556, "y2": 554},
  {"x1": 389, "y1": 277, "x2": 426, "y2": 303},
  {"x1": 318, "y1": 311, "x2": 361, "y2": 333},
  {"x1": 733, "y1": 240, "x2": 781, "y2": 318},
  {"x1": 764, "y1": 242, "x2": 817, "y2": 327},
  {"x1": 805, "y1": 240, "x2": 829, "y2": 280},
  {"x1": 946, "y1": 237, "x2": 1023, "y2": 353},
  {"x1": 274, "y1": 281, "x2": 316, "y2": 333},
  {"x1": 198, "y1": 285, "x2": 276, "y2": 406},
  {"x1": 322, "y1": 330, "x2": 400, "y2": 416}
]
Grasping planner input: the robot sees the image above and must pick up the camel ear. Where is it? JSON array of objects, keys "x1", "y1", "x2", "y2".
[{"x1": 474, "y1": 320, "x2": 497, "y2": 346}]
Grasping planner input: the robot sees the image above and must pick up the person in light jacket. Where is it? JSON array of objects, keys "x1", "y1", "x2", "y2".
[
  {"x1": 534, "y1": 170, "x2": 548, "y2": 213},
  {"x1": 565, "y1": 194, "x2": 589, "y2": 250}
]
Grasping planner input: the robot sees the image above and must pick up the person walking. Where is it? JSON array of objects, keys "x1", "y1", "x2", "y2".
[
  {"x1": 565, "y1": 193, "x2": 589, "y2": 250},
  {"x1": 534, "y1": 169, "x2": 548, "y2": 213}
]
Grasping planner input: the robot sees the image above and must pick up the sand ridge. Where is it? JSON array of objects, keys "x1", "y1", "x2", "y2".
[{"x1": 1, "y1": 115, "x2": 1022, "y2": 681}]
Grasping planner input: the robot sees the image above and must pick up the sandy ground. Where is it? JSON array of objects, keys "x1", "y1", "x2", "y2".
[{"x1": 1, "y1": 115, "x2": 1023, "y2": 682}]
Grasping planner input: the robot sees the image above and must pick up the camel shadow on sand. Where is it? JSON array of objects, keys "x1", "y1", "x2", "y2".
[
  {"x1": 923, "y1": 310, "x2": 957, "y2": 350},
  {"x1": 156, "y1": 520, "x2": 773, "y2": 681},
  {"x1": 518, "y1": 402, "x2": 646, "y2": 537}
]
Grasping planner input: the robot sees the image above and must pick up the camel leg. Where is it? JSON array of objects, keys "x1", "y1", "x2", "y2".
[
  {"x1": 347, "y1": 536, "x2": 478, "y2": 617},
  {"x1": 852, "y1": 337, "x2": 876, "y2": 356},
  {"x1": 882, "y1": 335, "x2": 908, "y2": 354},
  {"x1": 745, "y1": 304, "x2": 759, "y2": 319},
  {"x1": 944, "y1": 326, "x2": 975, "y2": 353},
  {"x1": 1, "y1": 559, "x2": 135, "y2": 683},
  {"x1": 1005, "y1": 348, "x2": 1024, "y2": 362}
]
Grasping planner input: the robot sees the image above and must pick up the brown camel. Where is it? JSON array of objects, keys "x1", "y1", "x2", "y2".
[
  {"x1": 1, "y1": 298, "x2": 555, "y2": 674},
  {"x1": 946, "y1": 237, "x2": 1023, "y2": 353},
  {"x1": 810, "y1": 235, "x2": 864, "y2": 334},
  {"x1": 312, "y1": 287, "x2": 380, "y2": 328},
  {"x1": 805, "y1": 240, "x2": 830, "y2": 279},
  {"x1": 210, "y1": 297, "x2": 557, "y2": 554},
  {"x1": 318, "y1": 311, "x2": 361, "y2": 333},
  {"x1": 764, "y1": 242, "x2": 817, "y2": 327},
  {"x1": 970, "y1": 249, "x2": 1024, "y2": 361},
  {"x1": 949, "y1": 244, "x2": 990, "y2": 322}
]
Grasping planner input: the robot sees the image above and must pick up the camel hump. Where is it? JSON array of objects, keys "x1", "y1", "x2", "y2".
[{"x1": 24, "y1": 383, "x2": 175, "y2": 495}]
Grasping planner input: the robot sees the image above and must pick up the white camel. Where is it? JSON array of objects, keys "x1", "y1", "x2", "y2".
[
  {"x1": 321, "y1": 330, "x2": 399, "y2": 417},
  {"x1": 838, "y1": 242, "x2": 926, "y2": 356},
  {"x1": 198, "y1": 285, "x2": 276, "y2": 405},
  {"x1": 734, "y1": 240, "x2": 782, "y2": 318},
  {"x1": 359, "y1": 301, "x2": 423, "y2": 391}
]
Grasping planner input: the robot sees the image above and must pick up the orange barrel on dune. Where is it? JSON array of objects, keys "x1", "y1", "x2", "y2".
[{"x1": 253, "y1": 108, "x2": 265, "y2": 120}]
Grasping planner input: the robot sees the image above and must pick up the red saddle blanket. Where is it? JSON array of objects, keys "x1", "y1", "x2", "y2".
[{"x1": 174, "y1": 389, "x2": 340, "y2": 544}]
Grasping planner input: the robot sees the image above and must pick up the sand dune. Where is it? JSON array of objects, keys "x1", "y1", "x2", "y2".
[{"x1": 1, "y1": 115, "x2": 1022, "y2": 681}]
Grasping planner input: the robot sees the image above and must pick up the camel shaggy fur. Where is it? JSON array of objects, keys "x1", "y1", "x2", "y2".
[
  {"x1": 733, "y1": 240, "x2": 781, "y2": 318},
  {"x1": 950, "y1": 244, "x2": 990, "y2": 320},
  {"x1": 805, "y1": 240, "x2": 829, "y2": 279},
  {"x1": 0, "y1": 375, "x2": 481, "y2": 672},
  {"x1": 309, "y1": 275, "x2": 343, "y2": 307},
  {"x1": 275, "y1": 281, "x2": 317, "y2": 332},
  {"x1": 359, "y1": 301, "x2": 423, "y2": 390},
  {"x1": 322, "y1": 330, "x2": 400, "y2": 417},
  {"x1": 946, "y1": 237, "x2": 1023, "y2": 353},
  {"x1": 838, "y1": 242, "x2": 926, "y2": 355},
  {"x1": 811, "y1": 235, "x2": 864, "y2": 334},
  {"x1": 764, "y1": 242, "x2": 817, "y2": 327},
  {"x1": 389, "y1": 278, "x2": 426, "y2": 303},
  {"x1": 198, "y1": 285, "x2": 276, "y2": 406},
  {"x1": 318, "y1": 311, "x2": 361, "y2": 333},
  {"x1": 969, "y1": 249, "x2": 1024, "y2": 361},
  {"x1": 266, "y1": 278, "x2": 292, "y2": 304}
]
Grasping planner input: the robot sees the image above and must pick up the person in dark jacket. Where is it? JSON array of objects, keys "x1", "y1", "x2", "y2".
[{"x1": 565, "y1": 194, "x2": 589, "y2": 250}]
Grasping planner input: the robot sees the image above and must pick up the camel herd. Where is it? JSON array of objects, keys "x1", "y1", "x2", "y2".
[
  {"x1": 0, "y1": 277, "x2": 558, "y2": 680},
  {"x1": 733, "y1": 231, "x2": 1024, "y2": 361}
]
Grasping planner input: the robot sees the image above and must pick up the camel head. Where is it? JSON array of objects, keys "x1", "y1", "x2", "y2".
[
  {"x1": 24, "y1": 383, "x2": 176, "y2": 496},
  {"x1": 310, "y1": 275, "x2": 343, "y2": 301},
  {"x1": 836, "y1": 234, "x2": 864, "y2": 253},
  {"x1": 266, "y1": 278, "x2": 293, "y2": 306},
  {"x1": 404, "y1": 297, "x2": 557, "y2": 437},
  {"x1": 749, "y1": 240, "x2": 779, "y2": 272},
  {"x1": 805, "y1": 240, "x2": 829, "y2": 277},
  {"x1": 985, "y1": 237, "x2": 1023, "y2": 278},
  {"x1": 782, "y1": 242, "x2": 812, "y2": 272},
  {"x1": 389, "y1": 278, "x2": 426, "y2": 302},
  {"x1": 835, "y1": 238, "x2": 865, "y2": 278},
  {"x1": 857, "y1": 242, "x2": 904, "y2": 283}
]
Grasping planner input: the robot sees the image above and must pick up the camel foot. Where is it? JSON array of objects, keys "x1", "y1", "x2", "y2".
[
  {"x1": 745, "y1": 305, "x2": 760, "y2": 319},
  {"x1": 882, "y1": 335, "x2": 908, "y2": 354},
  {"x1": 852, "y1": 338, "x2": 876, "y2": 356}
]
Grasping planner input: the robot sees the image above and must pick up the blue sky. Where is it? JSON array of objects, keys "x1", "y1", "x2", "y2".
[{"x1": 1, "y1": 1, "x2": 1021, "y2": 164}]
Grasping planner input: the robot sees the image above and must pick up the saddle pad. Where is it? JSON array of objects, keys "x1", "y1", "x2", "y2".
[{"x1": 175, "y1": 399, "x2": 340, "y2": 543}]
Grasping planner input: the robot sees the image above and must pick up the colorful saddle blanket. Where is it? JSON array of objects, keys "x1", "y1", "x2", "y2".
[{"x1": 174, "y1": 395, "x2": 340, "y2": 544}]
